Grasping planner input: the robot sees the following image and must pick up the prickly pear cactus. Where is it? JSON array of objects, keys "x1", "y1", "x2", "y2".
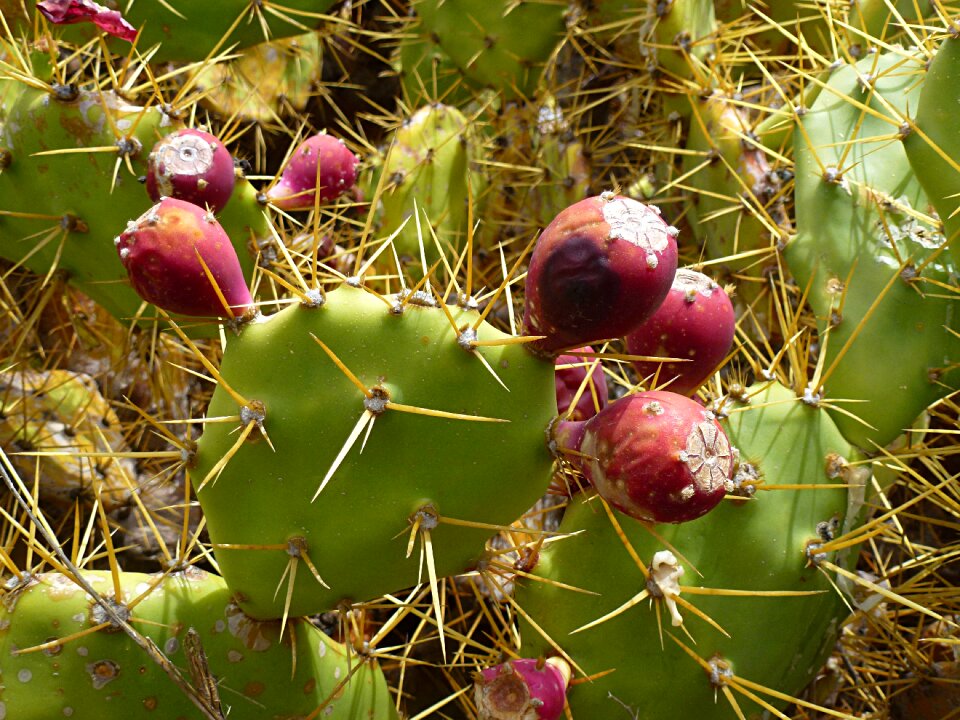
[
  {"x1": 517, "y1": 381, "x2": 865, "y2": 717},
  {"x1": 0, "y1": 82, "x2": 266, "y2": 329},
  {"x1": 19, "y1": 0, "x2": 338, "y2": 63},
  {"x1": 786, "y1": 48, "x2": 960, "y2": 449},
  {"x1": 374, "y1": 103, "x2": 483, "y2": 263},
  {"x1": 411, "y1": 0, "x2": 568, "y2": 98},
  {"x1": 193, "y1": 282, "x2": 556, "y2": 618},
  {"x1": 0, "y1": 568, "x2": 397, "y2": 719}
]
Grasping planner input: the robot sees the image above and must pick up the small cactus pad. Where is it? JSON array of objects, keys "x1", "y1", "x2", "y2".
[
  {"x1": 1, "y1": 368, "x2": 134, "y2": 513},
  {"x1": 412, "y1": 0, "x2": 567, "y2": 98},
  {"x1": 518, "y1": 381, "x2": 864, "y2": 717},
  {"x1": 0, "y1": 569, "x2": 397, "y2": 719},
  {"x1": 193, "y1": 283, "x2": 556, "y2": 618},
  {"x1": 554, "y1": 390, "x2": 733, "y2": 523},
  {"x1": 375, "y1": 103, "x2": 481, "y2": 263},
  {"x1": 267, "y1": 133, "x2": 359, "y2": 211},
  {"x1": 146, "y1": 128, "x2": 236, "y2": 213},
  {"x1": 625, "y1": 269, "x2": 736, "y2": 395},
  {"x1": 523, "y1": 193, "x2": 679, "y2": 356},
  {"x1": 116, "y1": 198, "x2": 254, "y2": 319},
  {"x1": 475, "y1": 657, "x2": 571, "y2": 720},
  {"x1": 903, "y1": 34, "x2": 960, "y2": 266}
]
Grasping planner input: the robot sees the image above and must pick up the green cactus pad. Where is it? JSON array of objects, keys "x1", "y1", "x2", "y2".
[
  {"x1": 21, "y1": 1, "x2": 337, "y2": 63},
  {"x1": 903, "y1": 33, "x2": 960, "y2": 266},
  {"x1": 649, "y1": 0, "x2": 716, "y2": 80},
  {"x1": 0, "y1": 569, "x2": 397, "y2": 720},
  {"x1": 517, "y1": 381, "x2": 863, "y2": 718},
  {"x1": 684, "y1": 92, "x2": 787, "y2": 302},
  {"x1": 0, "y1": 84, "x2": 267, "y2": 332},
  {"x1": 194, "y1": 283, "x2": 556, "y2": 619},
  {"x1": 412, "y1": 0, "x2": 567, "y2": 99},
  {"x1": 375, "y1": 104, "x2": 483, "y2": 264},
  {"x1": 787, "y1": 49, "x2": 960, "y2": 449}
]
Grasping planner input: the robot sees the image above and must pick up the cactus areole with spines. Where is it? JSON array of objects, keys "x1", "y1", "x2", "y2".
[
  {"x1": 553, "y1": 390, "x2": 733, "y2": 523},
  {"x1": 523, "y1": 193, "x2": 679, "y2": 357},
  {"x1": 146, "y1": 128, "x2": 236, "y2": 213}
]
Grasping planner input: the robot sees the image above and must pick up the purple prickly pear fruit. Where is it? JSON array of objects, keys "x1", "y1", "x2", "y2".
[
  {"x1": 146, "y1": 128, "x2": 237, "y2": 213},
  {"x1": 266, "y1": 133, "x2": 359, "y2": 211},
  {"x1": 522, "y1": 192, "x2": 678, "y2": 357},
  {"x1": 475, "y1": 657, "x2": 571, "y2": 720},
  {"x1": 37, "y1": 0, "x2": 137, "y2": 41},
  {"x1": 553, "y1": 391, "x2": 733, "y2": 524},
  {"x1": 115, "y1": 198, "x2": 254, "y2": 319},
  {"x1": 625, "y1": 269, "x2": 736, "y2": 395},
  {"x1": 555, "y1": 347, "x2": 608, "y2": 421}
]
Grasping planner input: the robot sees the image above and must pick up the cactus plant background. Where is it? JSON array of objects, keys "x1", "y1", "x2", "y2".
[{"x1": 2, "y1": 1, "x2": 960, "y2": 719}]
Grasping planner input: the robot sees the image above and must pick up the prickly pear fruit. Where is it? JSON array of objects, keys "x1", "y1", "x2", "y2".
[
  {"x1": 625, "y1": 269, "x2": 735, "y2": 395},
  {"x1": 115, "y1": 198, "x2": 254, "y2": 319},
  {"x1": 523, "y1": 193, "x2": 679, "y2": 356},
  {"x1": 36, "y1": 0, "x2": 137, "y2": 41},
  {"x1": 475, "y1": 657, "x2": 571, "y2": 720},
  {"x1": 554, "y1": 348, "x2": 608, "y2": 421},
  {"x1": 267, "y1": 133, "x2": 359, "y2": 211},
  {"x1": 519, "y1": 382, "x2": 865, "y2": 718},
  {"x1": 146, "y1": 128, "x2": 236, "y2": 213},
  {"x1": 553, "y1": 391, "x2": 732, "y2": 523}
]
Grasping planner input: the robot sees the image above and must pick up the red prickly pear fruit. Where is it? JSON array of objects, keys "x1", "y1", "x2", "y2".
[
  {"x1": 475, "y1": 657, "x2": 571, "y2": 720},
  {"x1": 266, "y1": 133, "x2": 359, "y2": 211},
  {"x1": 37, "y1": 0, "x2": 137, "y2": 41},
  {"x1": 625, "y1": 269, "x2": 736, "y2": 395},
  {"x1": 522, "y1": 192, "x2": 679, "y2": 357},
  {"x1": 146, "y1": 128, "x2": 236, "y2": 213},
  {"x1": 115, "y1": 198, "x2": 254, "y2": 318},
  {"x1": 555, "y1": 347, "x2": 608, "y2": 421},
  {"x1": 559, "y1": 391, "x2": 733, "y2": 524}
]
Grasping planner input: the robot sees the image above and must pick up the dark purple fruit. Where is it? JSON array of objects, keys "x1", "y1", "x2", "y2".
[
  {"x1": 555, "y1": 347, "x2": 608, "y2": 421},
  {"x1": 523, "y1": 193, "x2": 678, "y2": 357}
]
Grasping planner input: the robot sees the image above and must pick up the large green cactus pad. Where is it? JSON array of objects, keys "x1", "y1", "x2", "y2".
[
  {"x1": 194, "y1": 283, "x2": 556, "y2": 618},
  {"x1": 412, "y1": 0, "x2": 567, "y2": 99},
  {"x1": 13, "y1": 1, "x2": 337, "y2": 63},
  {"x1": 518, "y1": 382, "x2": 862, "y2": 718},
  {"x1": 0, "y1": 569, "x2": 397, "y2": 720},
  {"x1": 787, "y1": 49, "x2": 959, "y2": 449}
]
